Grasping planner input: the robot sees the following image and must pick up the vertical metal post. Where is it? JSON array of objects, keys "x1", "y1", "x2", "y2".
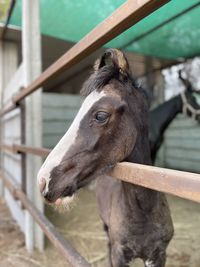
[
  {"x1": 22, "y1": 0, "x2": 44, "y2": 251},
  {"x1": 20, "y1": 100, "x2": 26, "y2": 193},
  {"x1": 0, "y1": 41, "x2": 4, "y2": 196}
]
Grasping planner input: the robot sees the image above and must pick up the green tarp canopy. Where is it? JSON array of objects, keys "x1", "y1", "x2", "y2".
[{"x1": 5, "y1": 0, "x2": 200, "y2": 59}]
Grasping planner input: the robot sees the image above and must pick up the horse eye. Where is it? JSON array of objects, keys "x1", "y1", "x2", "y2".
[{"x1": 95, "y1": 111, "x2": 109, "y2": 123}]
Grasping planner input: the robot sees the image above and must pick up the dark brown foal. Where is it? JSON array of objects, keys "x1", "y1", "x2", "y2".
[{"x1": 37, "y1": 49, "x2": 174, "y2": 267}]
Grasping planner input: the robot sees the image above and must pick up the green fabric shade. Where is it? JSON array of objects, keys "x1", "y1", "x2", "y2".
[{"x1": 6, "y1": 0, "x2": 200, "y2": 59}]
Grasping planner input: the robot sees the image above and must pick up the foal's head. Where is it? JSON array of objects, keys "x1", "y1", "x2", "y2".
[{"x1": 37, "y1": 49, "x2": 149, "y2": 207}]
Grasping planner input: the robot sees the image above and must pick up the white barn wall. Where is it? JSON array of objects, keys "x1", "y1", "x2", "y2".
[
  {"x1": 0, "y1": 41, "x2": 25, "y2": 231},
  {"x1": 3, "y1": 63, "x2": 24, "y2": 106}
]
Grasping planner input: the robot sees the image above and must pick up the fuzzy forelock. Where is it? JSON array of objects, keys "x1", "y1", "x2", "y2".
[
  {"x1": 80, "y1": 61, "x2": 150, "y2": 110},
  {"x1": 80, "y1": 65, "x2": 119, "y2": 97}
]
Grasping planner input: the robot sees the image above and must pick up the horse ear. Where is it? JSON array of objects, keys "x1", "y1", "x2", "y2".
[
  {"x1": 178, "y1": 69, "x2": 193, "y2": 92},
  {"x1": 94, "y1": 49, "x2": 130, "y2": 74}
]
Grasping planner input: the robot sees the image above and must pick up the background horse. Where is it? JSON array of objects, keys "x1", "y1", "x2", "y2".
[
  {"x1": 149, "y1": 70, "x2": 200, "y2": 162},
  {"x1": 37, "y1": 49, "x2": 173, "y2": 267}
]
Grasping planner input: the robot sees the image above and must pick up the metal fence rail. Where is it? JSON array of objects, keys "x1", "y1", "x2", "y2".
[
  {"x1": 0, "y1": 172, "x2": 91, "y2": 267},
  {"x1": 2, "y1": 143, "x2": 200, "y2": 203},
  {"x1": 112, "y1": 162, "x2": 200, "y2": 203},
  {"x1": 0, "y1": 0, "x2": 169, "y2": 117},
  {"x1": 0, "y1": 144, "x2": 50, "y2": 157}
]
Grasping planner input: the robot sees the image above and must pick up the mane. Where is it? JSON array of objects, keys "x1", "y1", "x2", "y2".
[{"x1": 80, "y1": 63, "x2": 150, "y2": 110}]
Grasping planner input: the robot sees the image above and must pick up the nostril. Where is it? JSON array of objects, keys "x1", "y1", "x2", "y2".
[
  {"x1": 42, "y1": 189, "x2": 48, "y2": 198},
  {"x1": 39, "y1": 177, "x2": 46, "y2": 193},
  {"x1": 42, "y1": 190, "x2": 55, "y2": 204}
]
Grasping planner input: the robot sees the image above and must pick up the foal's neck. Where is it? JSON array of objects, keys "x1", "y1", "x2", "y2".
[{"x1": 122, "y1": 132, "x2": 158, "y2": 211}]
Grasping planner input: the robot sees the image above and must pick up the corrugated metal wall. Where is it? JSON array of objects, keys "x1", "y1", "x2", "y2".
[
  {"x1": 156, "y1": 114, "x2": 200, "y2": 173},
  {"x1": 42, "y1": 93, "x2": 82, "y2": 148}
]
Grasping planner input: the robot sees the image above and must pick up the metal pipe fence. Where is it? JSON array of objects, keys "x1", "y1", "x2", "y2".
[
  {"x1": 2, "y1": 0, "x2": 200, "y2": 266},
  {"x1": 1, "y1": 143, "x2": 200, "y2": 203},
  {"x1": 0, "y1": 172, "x2": 91, "y2": 267}
]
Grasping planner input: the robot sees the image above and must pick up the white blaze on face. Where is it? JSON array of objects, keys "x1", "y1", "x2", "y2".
[{"x1": 37, "y1": 90, "x2": 106, "y2": 196}]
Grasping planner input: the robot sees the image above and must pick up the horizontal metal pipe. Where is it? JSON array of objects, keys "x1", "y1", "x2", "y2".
[
  {"x1": 111, "y1": 162, "x2": 200, "y2": 203},
  {"x1": 0, "y1": 144, "x2": 17, "y2": 153},
  {"x1": 14, "y1": 144, "x2": 50, "y2": 158},
  {"x1": 0, "y1": 144, "x2": 50, "y2": 158},
  {"x1": 0, "y1": 103, "x2": 17, "y2": 116},
  {"x1": 0, "y1": 0, "x2": 169, "y2": 116},
  {"x1": 1, "y1": 144, "x2": 200, "y2": 203},
  {"x1": 0, "y1": 173, "x2": 91, "y2": 267}
]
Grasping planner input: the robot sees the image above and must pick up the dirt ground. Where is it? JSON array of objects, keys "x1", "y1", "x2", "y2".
[{"x1": 0, "y1": 189, "x2": 200, "y2": 267}]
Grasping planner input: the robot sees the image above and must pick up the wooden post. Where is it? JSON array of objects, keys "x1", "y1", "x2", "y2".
[{"x1": 22, "y1": 0, "x2": 44, "y2": 251}]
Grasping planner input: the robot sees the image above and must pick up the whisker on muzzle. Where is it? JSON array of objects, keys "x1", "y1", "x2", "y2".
[{"x1": 53, "y1": 194, "x2": 78, "y2": 213}]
